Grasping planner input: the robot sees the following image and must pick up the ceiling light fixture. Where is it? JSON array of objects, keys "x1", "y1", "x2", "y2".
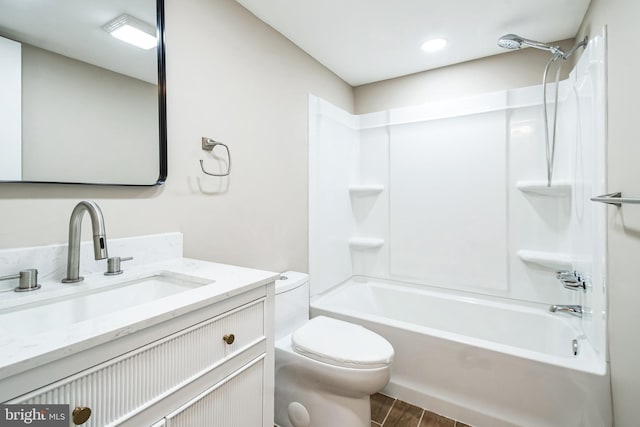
[
  {"x1": 104, "y1": 14, "x2": 156, "y2": 50},
  {"x1": 421, "y1": 38, "x2": 447, "y2": 53}
]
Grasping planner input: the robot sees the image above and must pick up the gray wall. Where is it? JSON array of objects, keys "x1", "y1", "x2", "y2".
[{"x1": 0, "y1": 0, "x2": 353, "y2": 275}]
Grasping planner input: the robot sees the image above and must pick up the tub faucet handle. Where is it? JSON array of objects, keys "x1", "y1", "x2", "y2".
[
  {"x1": 555, "y1": 270, "x2": 586, "y2": 291},
  {"x1": 556, "y1": 270, "x2": 574, "y2": 279}
]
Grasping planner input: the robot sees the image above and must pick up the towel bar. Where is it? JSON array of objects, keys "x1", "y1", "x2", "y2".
[{"x1": 590, "y1": 192, "x2": 640, "y2": 206}]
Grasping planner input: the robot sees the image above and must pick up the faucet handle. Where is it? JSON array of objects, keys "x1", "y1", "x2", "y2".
[
  {"x1": 0, "y1": 269, "x2": 41, "y2": 292},
  {"x1": 556, "y1": 270, "x2": 578, "y2": 280},
  {"x1": 556, "y1": 270, "x2": 586, "y2": 291},
  {"x1": 104, "y1": 257, "x2": 133, "y2": 276}
]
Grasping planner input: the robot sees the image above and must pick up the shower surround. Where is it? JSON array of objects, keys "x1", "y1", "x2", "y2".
[{"x1": 308, "y1": 31, "x2": 610, "y2": 426}]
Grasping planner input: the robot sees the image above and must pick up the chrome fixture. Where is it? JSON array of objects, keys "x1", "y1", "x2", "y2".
[
  {"x1": 497, "y1": 34, "x2": 587, "y2": 60},
  {"x1": 572, "y1": 338, "x2": 579, "y2": 356},
  {"x1": 105, "y1": 256, "x2": 133, "y2": 276},
  {"x1": 591, "y1": 192, "x2": 640, "y2": 206},
  {"x1": 549, "y1": 304, "x2": 583, "y2": 318},
  {"x1": 62, "y1": 201, "x2": 108, "y2": 283},
  {"x1": 497, "y1": 34, "x2": 565, "y2": 57},
  {"x1": 0, "y1": 269, "x2": 41, "y2": 292},
  {"x1": 200, "y1": 137, "x2": 231, "y2": 177},
  {"x1": 556, "y1": 270, "x2": 587, "y2": 291},
  {"x1": 497, "y1": 34, "x2": 588, "y2": 187}
]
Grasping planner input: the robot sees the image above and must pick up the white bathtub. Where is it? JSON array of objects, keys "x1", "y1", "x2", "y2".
[{"x1": 310, "y1": 276, "x2": 612, "y2": 427}]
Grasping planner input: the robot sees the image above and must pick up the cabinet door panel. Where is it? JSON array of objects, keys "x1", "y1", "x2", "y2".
[{"x1": 166, "y1": 357, "x2": 264, "y2": 427}]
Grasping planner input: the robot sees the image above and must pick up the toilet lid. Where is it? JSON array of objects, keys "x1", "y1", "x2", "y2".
[{"x1": 291, "y1": 316, "x2": 394, "y2": 369}]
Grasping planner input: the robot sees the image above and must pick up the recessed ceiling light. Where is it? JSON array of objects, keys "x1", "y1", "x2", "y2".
[
  {"x1": 421, "y1": 38, "x2": 447, "y2": 53},
  {"x1": 104, "y1": 14, "x2": 156, "y2": 50}
]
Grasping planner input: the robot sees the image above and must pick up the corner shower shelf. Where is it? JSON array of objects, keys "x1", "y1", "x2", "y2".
[
  {"x1": 516, "y1": 250, "x2": 573, "y2": 271},
  {"x1": 348, "y1": 184, "x2": 384, "y2": 196},
  {"x1": 348, "y1": 238, "x2": 384, "y2": 249},
  {"x1": 516, "y1": 181, "x2": 572, "y2": 197}
]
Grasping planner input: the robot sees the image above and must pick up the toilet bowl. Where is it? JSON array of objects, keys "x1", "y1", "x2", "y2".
[{"x1": 274, "y1": 272, "x2": 394, "y2": 427}]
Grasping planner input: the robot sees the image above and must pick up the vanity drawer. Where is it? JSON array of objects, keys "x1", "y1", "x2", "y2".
[
  {"x1": 164, "y1": 356, "x2": 264, "y2": 427},
  {"x1": 11, "y1": 297, "x2": 265, "y2": 426}
]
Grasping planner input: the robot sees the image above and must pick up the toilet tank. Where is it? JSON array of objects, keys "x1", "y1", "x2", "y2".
[{"x1": 275, "y1": 271, "x2": 310, "y2": 340}]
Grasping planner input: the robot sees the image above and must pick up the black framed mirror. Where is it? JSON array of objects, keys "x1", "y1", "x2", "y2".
[{"x1": 0, "y1": 0, "x2": 167, "y2": 185}]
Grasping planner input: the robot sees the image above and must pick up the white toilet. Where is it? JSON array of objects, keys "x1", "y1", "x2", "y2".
[{"x1": 274, "y1": 272, "x2": 394, "y2": 427}]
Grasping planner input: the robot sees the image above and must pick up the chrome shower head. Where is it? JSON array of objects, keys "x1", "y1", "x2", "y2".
[
  {"x1": 497, "y1": 34, "x2": 523, "y2": 50},
  {"x1": 497, "y1": 33, "x2": 564, "y2": 57}
]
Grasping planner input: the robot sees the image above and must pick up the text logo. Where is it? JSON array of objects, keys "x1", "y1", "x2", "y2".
[{"x1": 0, "y1": 405, "x2": 68, "y2": 427}]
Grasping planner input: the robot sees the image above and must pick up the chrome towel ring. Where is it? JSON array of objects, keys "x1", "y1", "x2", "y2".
[{"x1": 200, "y1": 137, "x2": 231, "y2": 177}]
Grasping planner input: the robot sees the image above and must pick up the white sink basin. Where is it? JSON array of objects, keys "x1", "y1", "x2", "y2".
[{"x1": 0, "y1": 272, "x2": 212, "y2": 335}]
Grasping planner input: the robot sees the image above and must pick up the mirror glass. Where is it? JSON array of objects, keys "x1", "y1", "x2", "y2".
[{"x1": 0, "y1": 0, "x2": 166, "y2": 185}]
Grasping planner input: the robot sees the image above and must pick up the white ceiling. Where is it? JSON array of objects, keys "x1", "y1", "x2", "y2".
[
  {"x1": 0, "y1": 0, "x2": 157, "y2": 84},
  {"x1": 234, "y1": 0, "x2": 592, "y2": 86}
]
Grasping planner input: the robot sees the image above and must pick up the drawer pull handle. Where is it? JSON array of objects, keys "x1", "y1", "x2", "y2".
[
  {"x1": 223, "y1": 334, "x2": 235, "y2": 345},
  {"x1": 72, "y1": 407, "x2": 92, "y2": 425}
]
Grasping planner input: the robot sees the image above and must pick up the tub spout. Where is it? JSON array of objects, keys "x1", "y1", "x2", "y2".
[{"x1": 549, "y1": 304, "x2": 582, "y2": 318}]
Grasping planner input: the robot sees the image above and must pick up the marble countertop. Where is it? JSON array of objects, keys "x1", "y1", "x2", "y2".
[{"x1": 0, "y1": 257, "x2": 279, "y2": 381}]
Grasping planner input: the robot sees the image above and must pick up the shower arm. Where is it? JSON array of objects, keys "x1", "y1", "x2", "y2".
[
  {"x1": 561, "y1": 36, "x2": 589, "y2": 60},
  {"x1": 513, "y1": 36, "x2": 565, "y2": 57},
  {"x1": 498, "y1": 34, "x2": 589, "y2": 61}
]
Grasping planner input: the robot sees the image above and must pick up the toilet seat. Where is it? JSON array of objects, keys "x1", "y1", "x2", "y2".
[{"x1": 291, "y1": 316, "x2": 394, "y2": 369}]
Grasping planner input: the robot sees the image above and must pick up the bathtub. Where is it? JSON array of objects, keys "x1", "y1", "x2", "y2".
[{"x1": 310, "y1": 276, "x2": 612, "y2": 427}]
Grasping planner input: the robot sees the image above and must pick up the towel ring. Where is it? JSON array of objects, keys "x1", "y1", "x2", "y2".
[{"x1": 200, "y1": 137, "x2": 231, "y2": 177}]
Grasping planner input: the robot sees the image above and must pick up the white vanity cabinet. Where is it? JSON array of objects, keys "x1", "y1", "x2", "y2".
[{"x1": 5, "y1": 284, "x2": 275, "y2": 427}]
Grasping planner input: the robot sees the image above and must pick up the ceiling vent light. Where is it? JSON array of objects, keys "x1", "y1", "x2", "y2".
[
  {"x1": 421, "y1": 38, "x2": 447, "y2": 53},
  {"x1": 104, "y1": 14, "x2": 156, "y2": 50}
]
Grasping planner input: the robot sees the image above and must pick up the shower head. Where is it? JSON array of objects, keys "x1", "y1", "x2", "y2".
[
  {"x1": 497, "y1": 34, "x2": 524, "y2": 50},
  {"x1": 497, "y1": 33, "x2": 564, "y2": 57}
]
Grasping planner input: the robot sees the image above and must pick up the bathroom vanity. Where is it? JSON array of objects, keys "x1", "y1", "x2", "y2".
[{"x1": 0, "y1": 233, "x2": 277, "y2": 426}]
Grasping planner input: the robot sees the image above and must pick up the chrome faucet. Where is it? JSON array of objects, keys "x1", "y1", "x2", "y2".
[
  {"x1": 549, "y1": 304, "x2": 583, "y2": 318},
  {"x1": 556, "y1": 270, "x2": 587, "y2": 291},
  {"x1": 62, "y1": 201, "x2": 108, "y2": 283}
]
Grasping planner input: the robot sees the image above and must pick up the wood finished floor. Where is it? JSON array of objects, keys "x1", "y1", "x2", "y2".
[{"x1": 371, "y1": 393, "x2": 472, "y2": 427}]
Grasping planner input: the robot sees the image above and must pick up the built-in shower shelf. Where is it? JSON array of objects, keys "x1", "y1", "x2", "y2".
[
  {"x1": 517, "y1": 250, "x2": 573, "y2": 270},
  {"x1": 348, "y1": 184, "x2": 385, "y2": 196},
  {"x1": 516, "y1": 181, "x2": 572, "y2": 197},
  {"x1": 349, "y1": 238, "x2": 384, "y2": 249}
]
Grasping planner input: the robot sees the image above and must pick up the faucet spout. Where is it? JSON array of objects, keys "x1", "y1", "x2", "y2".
[
  {"x1": 549, "y1": 304, "x2": 583, "y2": 318},
  {"x1": 62, "y1": 201, "x2": 108, "y2": 283}
]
